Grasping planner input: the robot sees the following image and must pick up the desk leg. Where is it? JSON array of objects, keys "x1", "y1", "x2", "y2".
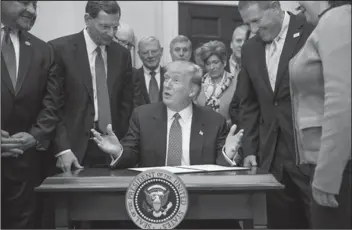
[
  {"x1": 242, "y1": 219, "x2": 254, "y2": 229},
  {"x1": 55, "y1": 195, "x2": 69, "y2": 229}
]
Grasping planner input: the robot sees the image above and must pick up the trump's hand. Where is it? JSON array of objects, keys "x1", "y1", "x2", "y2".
[
  {"x1": 312, "y1": 185, "x2": 338, "y2": 208},
  {"x1": 91, "y1": 124, "x2": 122, "y2": 158},
  {"x1": 224, "y1": 124, "x2": 244, "y2": 159}
]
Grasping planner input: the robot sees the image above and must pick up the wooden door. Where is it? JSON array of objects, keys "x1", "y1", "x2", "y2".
[{"x1": 179, "y1": 2, "x2": 243, "y2": 62}]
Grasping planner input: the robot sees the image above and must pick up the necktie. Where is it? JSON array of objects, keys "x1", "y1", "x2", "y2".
[
  {"x1": 267, "y1": 38, "x2": 279, "y2": 91},
  {"x1": 166, "y1": 113, "x2": 183, "y2": 166},
  {"x1": 95, "y1": 47, "x2": 112, "y2": 133},
  {"x1": 1, "y1": 27, "x2": 17, "y2": 88},
  {"x1": 148, "y1": 70, "x2": 159, "y2": 103}
]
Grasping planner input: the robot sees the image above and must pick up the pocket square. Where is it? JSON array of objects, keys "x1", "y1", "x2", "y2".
[
  {"x1": 293, "y1": 32, "x2": 300, "y2": 38},
  {"x1": 199, "y1": 130, "x2": 203, "y2": 136}
]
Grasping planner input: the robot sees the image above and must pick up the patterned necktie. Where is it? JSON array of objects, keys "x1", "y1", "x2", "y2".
[
  {"x1": 95, "y1": 47, "x2": 112, "y2": 133},
  {"x1": 1, "y1": 27, "x2": 17, "y2": 88},
  {"x1": 148, "y1": 70, "x2": 159, "y2": 103},
  {"x1": 166, "y1": 113, "x2": 183, "y2": 166}
]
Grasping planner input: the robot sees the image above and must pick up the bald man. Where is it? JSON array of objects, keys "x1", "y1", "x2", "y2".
[{"x1": 115, "y1": 23, "x2": 135, "y2": 51}]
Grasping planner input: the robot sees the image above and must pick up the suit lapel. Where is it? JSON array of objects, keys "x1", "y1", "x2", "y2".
[
  {"x1": 274, "y1": 14, "x2": 304, "y2": 95},
  {"x1": 159, "y1": 67, "x2": 165, "y2": 101},
  {"x1": 190, "y1": 104, "x2": 205, "y2": 165},
  {"x1": 15, "y1": 32, "x2": 33, "y2": 94},
  {"x1": 1, "y1": 53, "x2": 15, "y2": 95},
  {"x1": 74, "y1": 32, "x2": 94, "y2": 101},
  {"x1": 106, "y1": 45, "x2": 120, "y2": 98},
  {"x1": 138, "y1": 68, "x2": 150, "y2": 104},
  {"x1": 152, "y1": 103, "x2": 167, "y2": 165}
]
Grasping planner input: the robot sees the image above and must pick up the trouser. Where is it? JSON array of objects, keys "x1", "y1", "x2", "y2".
[
  {"x1": 1, "y1": 176, "x2": 37, "y2": 229},
  {"x1": 310, "y1": 160, "x2": 352, "y2": 229},
  {"x1": 266, "y1": 132, "x2": 311, "y2": 229}
]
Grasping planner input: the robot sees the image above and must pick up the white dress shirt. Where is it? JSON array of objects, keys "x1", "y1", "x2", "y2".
[
  {"x1": 143, "y1": 65, "x2": 161, "y2": 93},
  {"x1": 265, "y1": 11, "x2": 290, "y2": 91},
  {"x1": 83, "y1": 28, "x2": 108, "y2": 122},
  {"x1": 1, "y1": 24, "x2": 20, "y2": 81},
  {"x1": 56, "y1": 28, "x2": 108, "y2": 158}
]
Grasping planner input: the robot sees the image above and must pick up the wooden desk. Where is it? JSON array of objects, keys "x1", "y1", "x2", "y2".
[{"x1": 36, "y1": 168, "x2": 283, "y2": 229}]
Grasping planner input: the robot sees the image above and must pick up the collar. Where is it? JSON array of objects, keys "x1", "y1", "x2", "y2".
[
  {"x1": 143, "y1": 65, "x2": 161, "y2": 75},
  {"x1": 275, "y1": 11, "x2": 290, "y2": 42},
  {"x1": 230, "y1": 54, "x2": 240, "y2": 67},
  {"x1": 83, "y1": 28, "x2": 106, "y2": 55},
  {"x1": 1, "y1": 23, "x2": 19, "y2": 36},
  {"x1": 167, "y1": 103, "x2": 193, "y2": 123}
]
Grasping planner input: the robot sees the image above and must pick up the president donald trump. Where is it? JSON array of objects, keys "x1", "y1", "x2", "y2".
[{"x1": 91, "y1": 61, "x2": 243, "y2": 168}]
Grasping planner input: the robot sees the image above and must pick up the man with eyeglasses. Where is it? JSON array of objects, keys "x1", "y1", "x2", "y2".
[
  {"x1": 48, "y1": 1, "x2": 133, "y2": 173},
  {"x1": 1, "y1": 1, "x2": 61, "y2": 228}
]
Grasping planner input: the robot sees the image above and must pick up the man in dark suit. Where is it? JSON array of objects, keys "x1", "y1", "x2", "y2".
[
  {"x1": 133, "y1": 36, "x2": 165, "y2": 108},
  {"x1": 232, "y1": 1, "x2": 315, "y2": 228},
  {"x1": 49, "y1": 1, "x2": 133, "y2": 172},
  {"x1": 1, "y1": 1, "x2": 61, "y2": 228},
  {"x1": 92, "y1": 61, "x2": 243, "y2": 229}
]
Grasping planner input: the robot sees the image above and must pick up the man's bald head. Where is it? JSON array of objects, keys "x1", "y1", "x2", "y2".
[{"x1": 115, "y1": 23, "x2": 135, "y2": 50}]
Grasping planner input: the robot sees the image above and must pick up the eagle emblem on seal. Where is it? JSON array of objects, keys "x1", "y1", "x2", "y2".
[{"x1": 142, "y1": 184, "x2": 173, "y2": 217}]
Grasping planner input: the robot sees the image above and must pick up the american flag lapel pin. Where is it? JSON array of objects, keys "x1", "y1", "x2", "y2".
[
  {"x1": 199, "y1": 130, "x2": 203, "y2": 136},
  {"x1": 293, "y1": 32, "x2": 300, "y2": 38}
]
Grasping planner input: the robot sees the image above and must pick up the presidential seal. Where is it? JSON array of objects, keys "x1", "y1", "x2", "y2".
[{"x1": 125, "y1": 169, "x2": 189, "y2": 229}]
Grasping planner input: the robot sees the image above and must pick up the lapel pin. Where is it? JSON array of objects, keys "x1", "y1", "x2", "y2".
[
  {"x1": 199, "y1": 130, "x2": 203, "y2": 136},
  {"x1": 293, "y1": 32, "x2": 300, "y2": 38},
  {"x1": 25, "y1": 41, "x2": 31, "y2": 46}
]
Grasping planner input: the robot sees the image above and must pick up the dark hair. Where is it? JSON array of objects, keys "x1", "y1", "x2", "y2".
[
  {"x1": 85, "y1": 1, "x2": 121, "y2": 19},
  {"x1": 328, "y1": 1, "x2": 352, "y2": 7}
]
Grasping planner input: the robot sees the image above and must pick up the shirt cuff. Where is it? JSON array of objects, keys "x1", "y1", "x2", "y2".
[
  {"x1": 222, "y1": 146, "x2": 237, "y2": 166},
  {"x1": 55, "y1": 149, "x2": 72, "y2": 158},
  {"x1": 109, "y1": 146, "x2": 124, "y2": 167}
]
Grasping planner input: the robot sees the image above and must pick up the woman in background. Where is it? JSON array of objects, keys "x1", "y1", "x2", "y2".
[
  {"x1": 289, "y1": 1, "x2": 351, "y2": 228},
  {"x1": 196, "y1": 41, "x2": 236, "y2": 126}
]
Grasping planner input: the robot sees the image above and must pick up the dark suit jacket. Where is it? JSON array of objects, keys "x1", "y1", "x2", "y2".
[
  {"x1": 1, "y1": 31, "x2": 60, "y2": 182},
  {"x1": 49, "y1": 31, "x2": 133, "y2": 163},
  {"x1": 132, "y1": 66, "x2": 165, "y2": 107},
  {"x1": 112, "y1": 102, "x2": 231, "y2": 169},
  {"x1": 235, "y1": 14, "x2": 314, "y2": 171}
]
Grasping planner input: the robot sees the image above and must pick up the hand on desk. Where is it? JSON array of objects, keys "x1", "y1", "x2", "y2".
[
  {"x1": 1, "y1": 129, "x2": 24, "y2": 158},
  {"x1": 91, "y1": 124, "x2": 123, "y2": 159},
  {"x1": 224, "y1": 124, "x2": 244, "y2": 159},
  {"x1": 56, "y1": 150, "x2": 83, "y2": 172},
  {"x1": 243, "y1": 155, "x2": 258, "y2": 167}
]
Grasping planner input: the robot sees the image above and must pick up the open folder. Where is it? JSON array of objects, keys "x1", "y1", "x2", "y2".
[{"x1": 128, "y1": 164, "x2": 250, "y2": 174}]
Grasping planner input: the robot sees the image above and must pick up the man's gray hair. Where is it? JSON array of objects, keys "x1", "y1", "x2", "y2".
[{"x1": 138, "y1": 36, "x2": 161, "y2": 50}]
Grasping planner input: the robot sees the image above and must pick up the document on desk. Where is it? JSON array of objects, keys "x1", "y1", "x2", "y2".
[
  {"x1": 128, "y1": 166, "x2": 204, "y2": 174},
  {"x1": 178, "y1": 164, "x2": 250, "y2": 172},
  {"x1": 128, "y1": 164, "x2": 249, "y2": 174}
]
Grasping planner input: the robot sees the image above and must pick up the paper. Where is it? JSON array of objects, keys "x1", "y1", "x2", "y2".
[
  {"x1": 128, "y1": 166, "x2": 204, "y2": 174},
  {"x1": 178, "y1": 164, "x2": 250, "y2": 172},
  {"x1": 128, "y1": 164, "x2": 249, "y2": 174}
]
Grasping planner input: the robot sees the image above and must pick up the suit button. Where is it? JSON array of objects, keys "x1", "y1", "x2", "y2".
[{"x1": 274, "y1": 102, "x2": 279, "y2": 106}]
